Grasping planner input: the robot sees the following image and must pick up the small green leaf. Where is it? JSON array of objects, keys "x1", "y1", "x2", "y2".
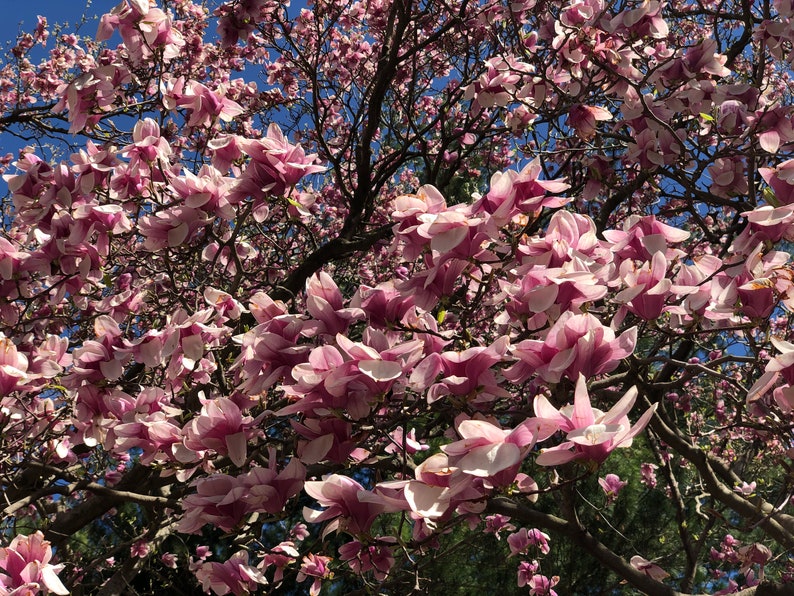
[{"x1": 764, "y1": 186, "x2": 779, "y2": 207}]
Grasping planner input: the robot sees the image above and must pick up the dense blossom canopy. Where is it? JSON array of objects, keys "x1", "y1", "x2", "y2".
[{"x1": 2, "y1": 0, "x2": 794, "y2": 594}]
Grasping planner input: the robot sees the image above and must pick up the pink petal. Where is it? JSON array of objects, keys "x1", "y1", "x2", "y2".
[
  {"x1": 300, "y1": 435, "x2": 333, "y2": 465},
  {"x1": 456, "y1": 419, "x2": 508, "y2": 442},
  {"x1": 404, "y1": 482, "x2": 449, "y2": 518},
  {"x1": 602, "y1": 386, "x2": 639, "y2": 425},
  {"x1": 535, "y1": 445, "x2": 581, "y2": 466},
  {"x1": 225, "y1": 431, "x2": 247, "y2": 467},
  {"x1": 358, "y1": 359, "x2": 402, "y2": 381},
  {"x1": 571, "y1": 374, "x2": 596, "y2": 427},
  {"x1": 41, "y1": 566, "x2": 69, "y2": 595},
  {"x1": 458, "y1": 443, "x2": 521, "y2": 477}
]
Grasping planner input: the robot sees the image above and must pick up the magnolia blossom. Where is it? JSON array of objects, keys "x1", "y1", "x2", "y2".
[
  {"x1": 0, "y1": 334, "x2": 28, "y2": 394},
  {"x1": 0, "y1": 532, "x2": 69, "y2": 595},
  {"x1": 640, "y1": 463, "x2": 659, "y2": 489},
  {"x1": 179, "y1": 456, "x2": 305, "y2": 534},
  {"x1": 338, "y1": 539, "x2": 396, "y2": 580},
  {"x1": 506, "y1": 312, "x2": 637, "y2": 384},
  {"x1": 441, "y1": 417, "x2": 555, "y2": 481},
  {"x1": 507, "y1": 528, "x2": 551, "y2": 556},
  {"x1": 303, "y1": 474, "x2": 398, "y2": 536},
  {"x1": 195, "y1": 551, "x2": 267, "y2": 596},
  {"x1": 630, "y1": 555, "x2": 669, "y2": 581},
  {"x1": 296, "y1": 553, "x2": 333, "y2": 596},
  {"x1": 182, "y1": 397, "x2": 256, "y2": 467},
  {"x1": 534, "y1": 375, "x2": 657, "y2": 466},
  {"x1": 599, "y1": 474, "x2": 628, "y2": 504}
]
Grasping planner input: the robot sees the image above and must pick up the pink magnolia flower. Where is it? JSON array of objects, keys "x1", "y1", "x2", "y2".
[
  {"x1": 708, "y1": 157, "x2": 748, "y2": 198},
  {"x1": 52, "y1": 65, "x2": 131, "y2": 133},
  {"x1": 178, "y1": 474, "x2": 249, "y2": 534},
  {"x1": 394, "y1": 257, "x2": 470, "y2": 311},
  {"x1": 734, "y1": 481, "x2": 757, "y2": 497},
  {"x1": 66, "y1": 315, "x2": 128, "y2": 386},
  {"x1": 297, "y1": 553, "x2": 332, "y2": 596},
  {"x1": 413, "y1": 207, "x2": 487, "y2": 260},
  {"x1": 738, "y1": 543, "x2": 772, "y2": 577},
  {"x1": 130, "y1": 540, "x2": 150, "y2": 559},
  {"x1": 528, "y1": 574, "x2": 560, "y2": 596},
  {"x1": 484, "y1": 514, "x2": 516, "y2": 539},
  {"x1": 195, "y1": 551, "x2": 267, "y2": 596},
  {"x1": 760, "y1": 160, "x2": 794, "y2": 205},
  {"x1": 179, "y1": 456, "x2": 305, "y2": 534},
  {"x1": 498, "y1": 263, "x2": 608, "y2": 331},
  {"x1": 338, "y1": 539, "x2": 395, "y2": 580},
  {"x1": 97, "y1": 0, "x2": 185, "y2": 65},
  {"x1": 441, "y1": 417, "x2": 555, "y2": 483},
  {"x1": 260, "y1": 542, "x2": 299, "y2": 585},
  {"x1": 303, "y1": 474, "x2": 397, "y2": 536},
  {"x1": 640, "y1": 463, "x2": 659, "y2": 488},
  {"x1": 518, "y1": 210, "x2": 607, "y2": 266},
  {"x1": 182, "y1": 397, "x2": 255, "y2": 467},
  {"x1": 603, "y1": 214, "x2": 690, "y2": 263},
  {"x1": 668, "y1": 254, "x2": 725, "y2": 321},
  {"x1": 733, "y1": 206, "x2": 794, "y2": 255},
  {"x1": 350, "y1": 281, "x2": 416, "y2": 329},
  {"x1": 630, "y1": 555, "x2": 669, "y2": 581},
  {"x1": 463, "y1": 55, "x2": 529, "y2": 111},
  {"x1": 507, "y1": 528, "x2": 551, "y2": 556},
  {"x1": 534, "y1": 375, "x2": 657, "y2": 466},
  {"x1": 610, "y1": 0, "x2": 668, "y2": 38},
  {"x1": 240, "y1": 455, "x2": 306, "y2": 515},
  {"x1": 392, "y1": 185, "x2": 450, "y2": 261},
  {"x1": 473, "y1": 159, "x2": 570, "y2": 225},
  {"x1": 598, "y1": 474, "x2": 628, "y2": 504},
  {"x1": 171, "y1": 166, "x2": 236, "y2": 221},
  {"x1": 232, "y1": 322, "x2": 309, "y2": 397},
  {"x1": 517, "y1": 560, "x2": 539, "y2": 588},
  {"x1": 384, "y1": 426, "x2": 429, "y2": 456},
  {"x1": 107, "y1": 387, "x2": 183, "y2": 465},
  {"x1": 305, "y1": 272, "x2": 365, "y2": 336},
  {"x1": 120, "y1": 118, "x2": 171, "y2": 168},
  {"x1": 0, "y1": 334, "x2": 29, "y2": 394},
  {"x1": 402, "y1": 453, "x2": 459, "y2": 519},
  {"x1": 0, "y1": 531, "x2": 69, "y2": 595},
  {"x1": 506, "y1": 312, "x2": 636, "y2": 384},
  {"x1": 291, "y1": 417, "x2": 361, "y2": 464},
  {"x1": 282, "y1": 332, "x2": 420, "y2": 421},
  {"x1": 204, "y1": 287, "x2": 244, "y2": 321},
  {"x1": 290, "y1": 523, "x2": 310, "y2": 541},
  {"x1": 410, "y1": 336, "x2": 511, "y2": 404},
  {"x1": 567, "y1": 104, "x2": 612, "y2": 140},
  {"x1": 229, "y1": 123, "x2": 325, "y2": 203},
  {"x1": 175, "y1": 81, "x2": 244, "y2": 128},
  {"x1": 207, "y1": 134, "x2": 244, "y2": 173},
  {"x1": 615, "y1": 251, "x2": 673, "y2": 321},
  {"x1": 755, "y1": 105, "x2": 794, "y2": 153}
]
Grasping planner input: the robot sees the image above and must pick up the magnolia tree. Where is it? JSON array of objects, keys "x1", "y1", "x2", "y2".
[{"x1": 4, "y1": 0, "x2": 794, "y2": 593}]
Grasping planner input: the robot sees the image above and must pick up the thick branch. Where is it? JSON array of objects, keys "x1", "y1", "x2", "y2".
[
  {"x1": 270, "y1": 223, "x2": 393, "y2": 302},
  {"x1": 647, "y1": 401, "x2": 794, "y2": 550},
  {"x1": 487, "y1": 497, "x2": 679, "y2": 596}
]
